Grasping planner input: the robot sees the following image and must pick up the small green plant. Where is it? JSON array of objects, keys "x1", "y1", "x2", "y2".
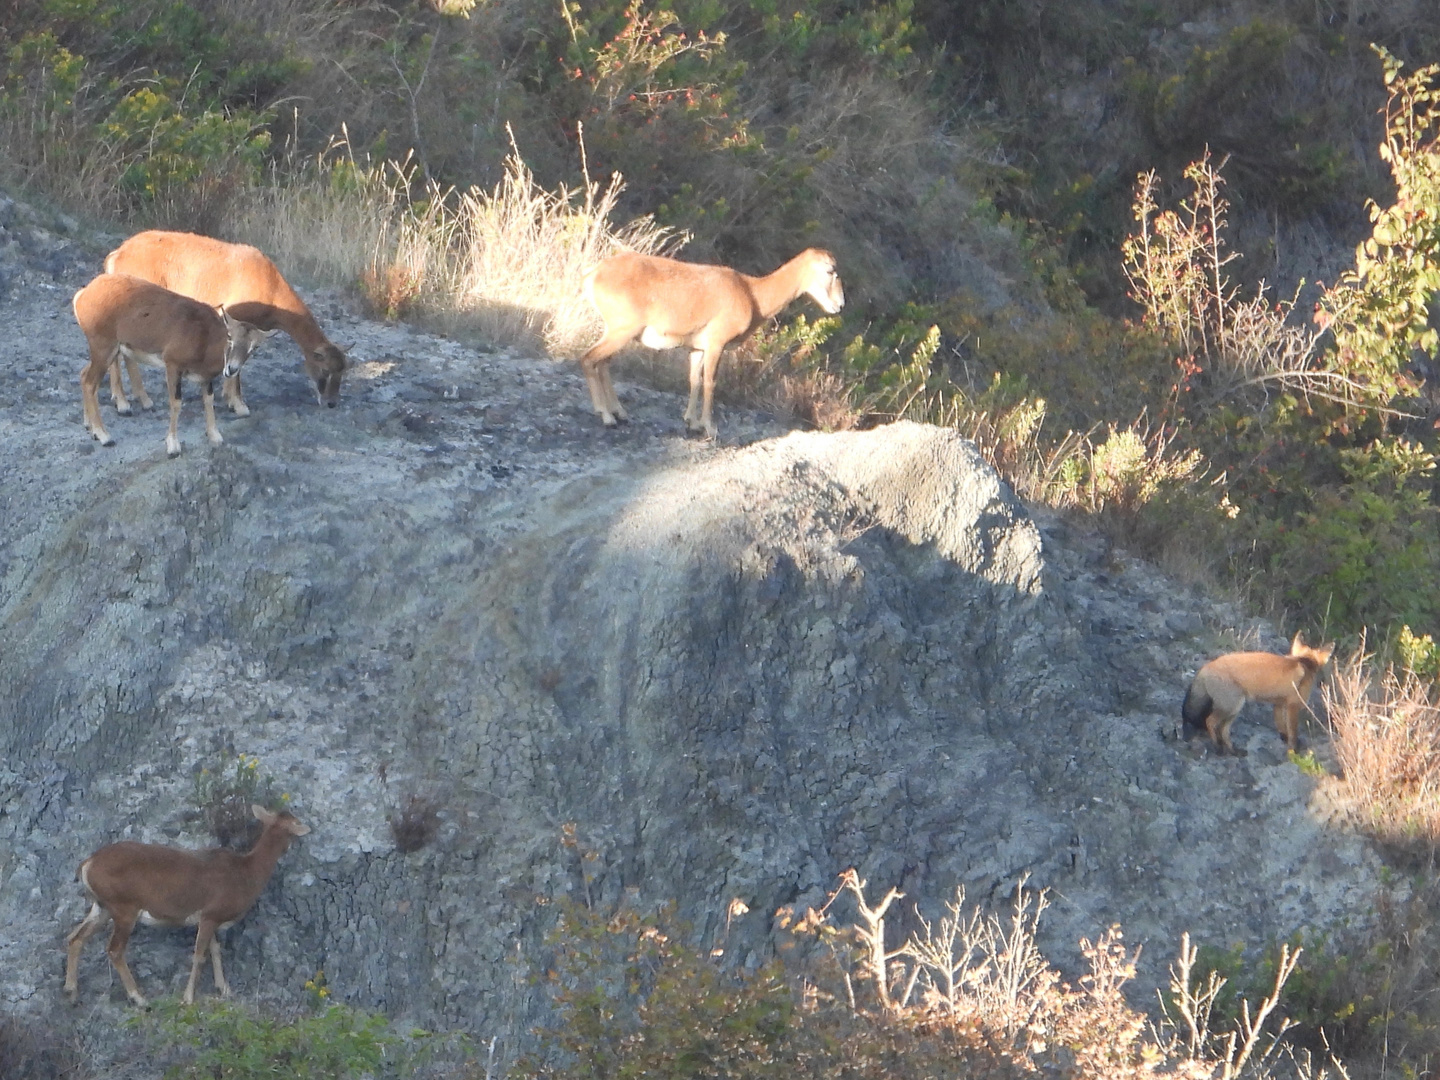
[
  {"x1": 1082, "y1": 421, "x2": 1205, "y2": 515},
  {"x1": 1396, "y1": 625, "x2": 1440, "y2": 682},
  {"x1": 1289, "y1": 749, "x2": 1328, "y2": 777},
  {"x1": 303, "y1": 968, "x2": 333, "y2": 1006}
]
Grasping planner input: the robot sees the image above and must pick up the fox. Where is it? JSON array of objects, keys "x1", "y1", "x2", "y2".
[{"x1": 1181, "y1": 632, "x2": 1335, "y2": 757}]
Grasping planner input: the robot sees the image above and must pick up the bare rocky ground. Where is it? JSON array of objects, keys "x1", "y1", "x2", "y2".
[{"x1": 0, "y1": 192, "x2": 1394, "y2": 1074}]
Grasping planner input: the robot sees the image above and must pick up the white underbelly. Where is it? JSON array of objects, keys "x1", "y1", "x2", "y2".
[
  {"x1": 136, "y1": 910, "x2": 237, "y2": 930},
  {"x1": 117, "y1": 344, "x2": 167, "y2": 370},
  {"x1": 640, "y1": 326, "x2": 686, "y2": 350},
  {"x1": 139, "y1": 909, "x2": 199, "y2": 928}
]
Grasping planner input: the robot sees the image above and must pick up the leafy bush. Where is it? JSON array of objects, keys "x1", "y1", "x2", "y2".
[
  {"x1": 143, "y1": 998, "x2": 395, "y2": 1080},
  {"x1": 1252, "y1": 436, "x2": 1439, "y2": 635},
  {"x1": 1315, "y1": 46, "x2": 1440, "y2": 406},
  {"x1": 0, "y1": 7, "x2": 277, "y2": 225},
  {"x1": 1126, "y1": 20, "x2": 1349, "y2": 209},
  {"x1": 1396, "y1": 625, "x2": 1440, "y2": 682}
]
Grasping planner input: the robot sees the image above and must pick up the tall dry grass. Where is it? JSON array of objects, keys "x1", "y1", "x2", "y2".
[
  {"x1": 0, "y1": 71, "x2": 121, "y2": 216},
  {"x1": 223, "y1": 129, "x2": 683, "y2": 357},
  {"x1": 222, "y1": 135, "x2": 390, "y2": 291},
  {"x1": 380, "y1": 139, "x2": 685, "y2": 355},
  {"x1": 1323, "y1": 641, "x2": 1440, "y2": 851}
]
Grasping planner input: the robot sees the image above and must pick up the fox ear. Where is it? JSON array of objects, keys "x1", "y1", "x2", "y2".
[{"x1": 1291, "y1": 630, "x2": 1306, "y2": 651}]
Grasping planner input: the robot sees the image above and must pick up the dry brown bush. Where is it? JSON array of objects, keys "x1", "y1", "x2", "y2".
[
  {"x1": 778, "y1": 871, "x2": 1349, "y2": 1080},
  {"x1": 0, "y1": 1014, "x2": 86, "y2": 1080}
]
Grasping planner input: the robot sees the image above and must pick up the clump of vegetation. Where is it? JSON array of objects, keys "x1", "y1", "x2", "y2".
[
  {"x1": 0, "y1": 1013, "x2": 84, "y2": 1080},
  {"x1": 191, "y1": 750, "x2": 286, "y2": 848},
  {"x1": 389, "y1": 792, "x2": 442, "y2": 854},
  {"x1": 143, "y1": 997, "x2": 394, "y2": 1080},
  {"x1": 1323, "y1": 641, "x2": 1440, "y2": 855},
  {"x1": 527, "y1": 871, "x2": 1347, "y2": 1080},
  {"x1": 1186, "y1": 900, "x2": 1440, "y2": 1075},
  {"x1": 139, "y1": 979, "x2": 483, "y2": 1079},
  {"x1": 0, "y1": 1, "x2": 279, "y2": 228}
]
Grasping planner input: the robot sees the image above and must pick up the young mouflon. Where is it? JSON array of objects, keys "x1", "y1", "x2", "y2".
[{"x1": 64, "y1": 805, "x2": 310, "y2": 1007}]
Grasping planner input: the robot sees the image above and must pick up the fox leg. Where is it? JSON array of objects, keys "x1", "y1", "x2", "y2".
[
  {"x1": 1201, "y1": 683, "x2": 1249, "y2": 757},
  {"x1": 1274, "y1": 702, "x2": 1302, "y2": 753},
  {"x1": 1206, "y1": 707, "x2": 1245, "y2": 756}
]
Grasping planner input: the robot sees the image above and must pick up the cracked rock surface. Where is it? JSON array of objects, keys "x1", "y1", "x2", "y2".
[{"x1": 0, "y1": 196, "x2": 1388, "y2": 1070}]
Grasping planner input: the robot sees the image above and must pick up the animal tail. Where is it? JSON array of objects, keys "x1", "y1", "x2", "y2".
[{"x1": 1181, "y1": 678, "x2": 1211, "y2": 734}]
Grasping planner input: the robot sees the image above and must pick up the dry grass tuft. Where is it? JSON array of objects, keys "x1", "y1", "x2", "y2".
[
  {"x1": 223, "y1": 130, "x2": 682, "y2": 357},
  {"x1": 771, "y1": 369, "x2": 865, "y2": 432},
  {"x1": 1323, "y1": 640, "x2": 1440, "y2": 852},
  {"x1": 0, "y1": 1013, "x2": 85, "y2": 1080},
  {"x1": 413, "y1": 137, "x2": 685, "y2": 356},
  {"x1": 224, "y1": 135, "x2": 395, "y2": 291}
]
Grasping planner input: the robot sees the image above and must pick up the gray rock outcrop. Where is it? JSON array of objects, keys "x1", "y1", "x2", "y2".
[{"x1": 0, "y1": 213, "x2": 1386, "y2": 1068}]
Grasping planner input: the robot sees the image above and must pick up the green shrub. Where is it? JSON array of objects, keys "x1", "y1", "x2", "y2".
[
  {"x1": 106, "y1": 84, "x2": 271, "y2": 199},
  {"x1": 1315, "y1": 46, "x2": 1440, "y2": 406},
  {"x1": 143, "y1": 998, "x2": 395, "y2": 1080},
  {"x1": 1253, "y1": 436, "x2": 1439, "y2": 634},
  {"x1": 1126, "y1": 20, "x2": 1348, "y2": 208},
  {"x1": 1396, "y1": 625, "x2": 1440, "y2": 682}
]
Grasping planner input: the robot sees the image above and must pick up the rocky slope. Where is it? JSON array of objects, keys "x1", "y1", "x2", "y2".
[{"x1": 0, "y1": 195, "x2": 1388, "y2": 1070}]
